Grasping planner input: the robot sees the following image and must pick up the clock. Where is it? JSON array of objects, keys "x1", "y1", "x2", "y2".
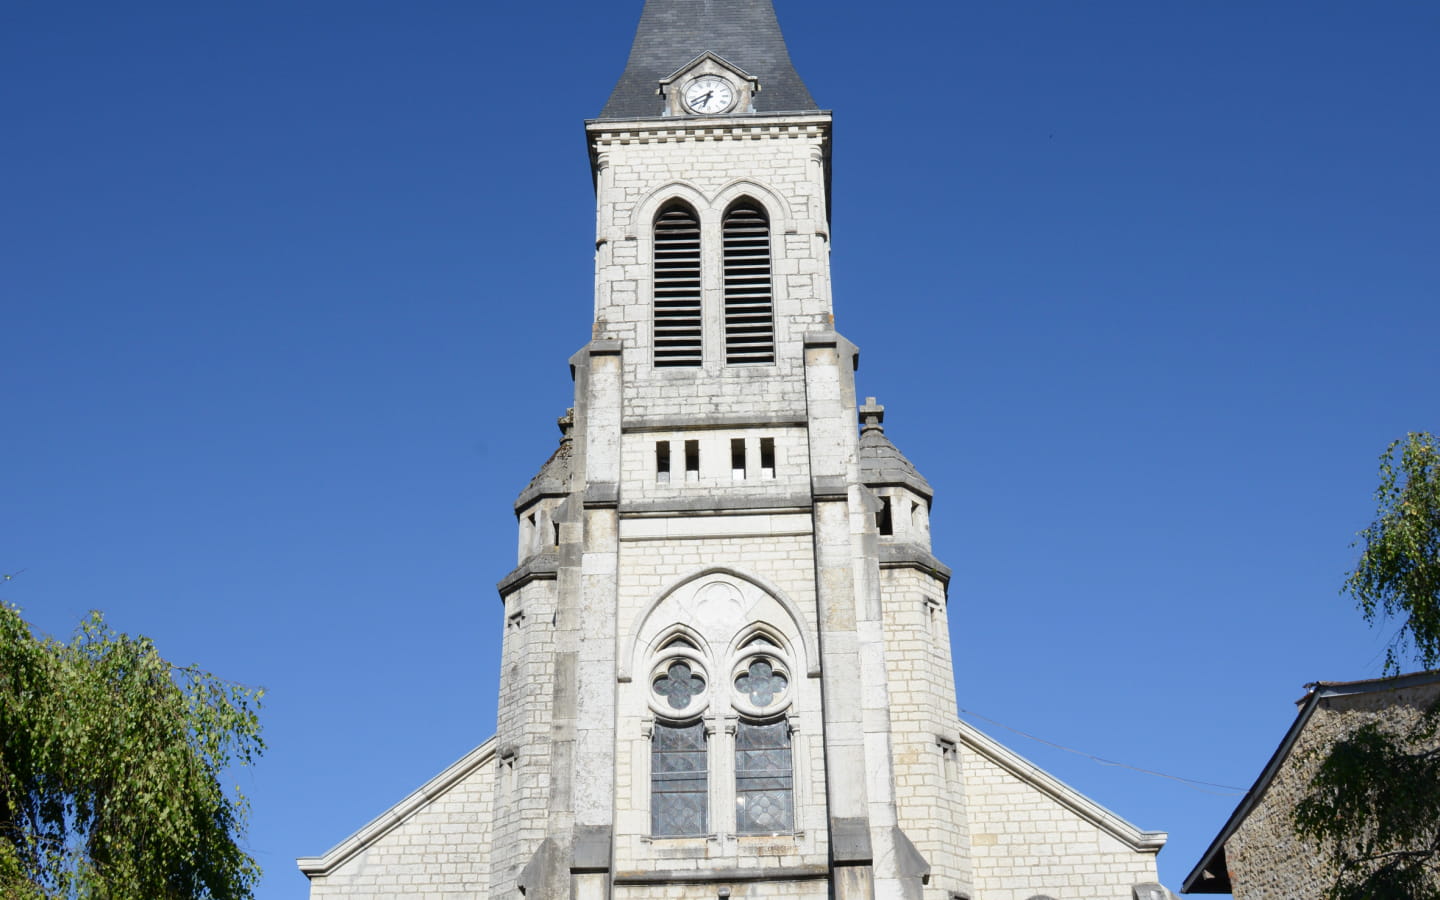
[{"x1": 683, "y1": 76, "x2": 736, "y2": 115}]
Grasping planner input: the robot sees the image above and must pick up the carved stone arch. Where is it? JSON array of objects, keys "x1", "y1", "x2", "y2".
[
  {"x1": 712, "y1": 180, "x2": 793, "y2": 234},
  {"x1": 726, "y1": 622, "x2": 796, "y2": 664},
  {"x1": 619, "y1": 566, "x2": 819, "y2": 682},
  {"x1": 644, "y1": 628, "x2": 712, "y2": 720},
  {"x1": 629, "y1": 181, "x2": 709, "y2": 235},
  {"x1": 648, "y1": 623, "x2": 715, "y2": 661},
  {"x1": 727, "y1": 622, "x2": 797, "y2": 719}
]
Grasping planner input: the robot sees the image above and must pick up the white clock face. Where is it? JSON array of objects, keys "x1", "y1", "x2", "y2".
[{"x1": 684, "y1": 77, "x2": 735, "y2": 115}]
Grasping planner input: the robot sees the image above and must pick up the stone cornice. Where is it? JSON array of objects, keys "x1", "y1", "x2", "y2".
[
  {"x1": 878, "y1": 543, "x2": 952, "y2": 585},
  {"x1": 496, "y1": 552, "x2": 560, "y2": 598},
  {"x1": 296, "y1": 738, "x2": 497, "y2": 878},
  {"x1": 959, "y1": 721, "x2": 1168, "y2": 854},
  {"x1": 622, "y1": 413, "x2": 807, "y2": 433},
  {"x1": 587, "y1": 113, "x2": 831, "y2": 148},
  {"x1": 614, "y1": 864, "x2": 828, "y2": 884}
]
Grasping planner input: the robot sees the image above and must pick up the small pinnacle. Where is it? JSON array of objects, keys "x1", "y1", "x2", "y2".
[
  {"x1": 557, "y1": 409, "x2": 575, "y2": 442},
  {"x1": 859, "y1": 397, "x2": 885, "y2": 433}
]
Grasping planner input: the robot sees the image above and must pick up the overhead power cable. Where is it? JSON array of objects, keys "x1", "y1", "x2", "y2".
[{"x1": 958, "y1": 706, "x2": 1246, "y2": 796}]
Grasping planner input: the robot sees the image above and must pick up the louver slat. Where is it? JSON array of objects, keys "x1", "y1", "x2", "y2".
[
  {"x1": 723, "y1": 204, "x2": 774, "y2": 364},
  {"x1": 653, "y1": 205, "x2": 703, "y2": 367}
]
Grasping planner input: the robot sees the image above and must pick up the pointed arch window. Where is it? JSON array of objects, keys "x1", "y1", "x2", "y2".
[
  {"x1": 639, "y1": 590, "x2": 801, "y2": 839},
  {"x1": 650, "y1": 651, "x2": 709, "y2": 836},
  {"x1": 722, "y1": 200, "x2": 774, "y2": 364},
  {"x1": 733, "y1": 647, "x2": 793, "y2": 833},
  {"x1": 653, "y1": 203, "x2": 703, "y2": 367}
]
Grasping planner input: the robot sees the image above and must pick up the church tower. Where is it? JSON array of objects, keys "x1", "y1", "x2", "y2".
[{"x1": 299, "y1": 3, "x2": 1175, "y2": 898}]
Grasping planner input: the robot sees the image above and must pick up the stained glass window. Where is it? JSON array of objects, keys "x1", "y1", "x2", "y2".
[
  {"x1": 735, "y1": 658, "x2": 787, "y2": 707},
  {"x1": 652, "y1": 722, "x2": 708, "y2": 835},
  {"x1": 653, "y1": 660, "x2": 705, "y2": 711},
  {"x1": 735, "y1": 720, "x2": 793, "y2": 833}
]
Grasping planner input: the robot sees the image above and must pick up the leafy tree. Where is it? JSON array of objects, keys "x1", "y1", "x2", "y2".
[
  {"x1": 1346, "y1": 432, "x2": 1440, "y2": 674},
  {"x1": 0, "y1": 603, "x2": 264, "y2": 899},
  {"x1": 1292, "y1": 432, "x2": 1440, "y2": 899}
]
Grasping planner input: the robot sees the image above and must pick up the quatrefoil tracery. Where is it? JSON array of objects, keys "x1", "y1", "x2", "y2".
[
  {"x1": 735, "y1": 658, "x2": 788, "y2": 708},
  {"x1": 653, "y1": 660, "x2": 706, "y2": 711}
]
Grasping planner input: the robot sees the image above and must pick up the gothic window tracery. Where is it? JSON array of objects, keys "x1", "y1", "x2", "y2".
[
  {"x1": 735, "y1": 658, "x2": 786, "y2": 707},
  {"x1": 643, "y1": 602, "x2": 799, "y2": 838},
  {"x1": 654, "y1": 660, "x2": 705, "y2": 711}
]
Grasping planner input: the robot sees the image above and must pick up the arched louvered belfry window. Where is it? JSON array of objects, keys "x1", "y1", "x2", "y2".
[
  {"x1": 722, "y1": 200, "x2": 774, "y2": 364},
  {"x1": 652, "y1": 202, "x2": 703, "y2": 367}
]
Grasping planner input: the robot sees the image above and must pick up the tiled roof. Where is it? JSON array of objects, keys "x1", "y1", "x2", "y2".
[
  {"x1": 858, "y1": 427, "x2": 933, "y2": 499},
  {"x1": 515, "y1": 432, "x2": 573, "y2": 512},
  {"x1": 600, "y1": 0, "x2": 818, "y2": 119}
]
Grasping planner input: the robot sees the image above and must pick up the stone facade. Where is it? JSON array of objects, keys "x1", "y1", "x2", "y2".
[
  {"x1": 299, "y1": 4, "x2": 1172, "y2": 898},
  {"x1": 1184, "y1": 671, "x2": 1440, "y2": 898}
]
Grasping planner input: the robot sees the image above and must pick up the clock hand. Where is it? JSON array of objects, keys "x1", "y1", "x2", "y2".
[{"x1": 694, "y1": 91, "x2": 713, "y2": 107}]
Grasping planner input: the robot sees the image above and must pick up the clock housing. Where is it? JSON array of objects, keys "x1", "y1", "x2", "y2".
[{"x1": 658, "y1": 52, "x2": 760, "y2": 117}]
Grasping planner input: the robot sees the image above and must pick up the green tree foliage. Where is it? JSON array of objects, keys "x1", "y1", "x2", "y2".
[
  {"x1": 0, "y1": 603, "x2": 264, "y2": 899},
  {"x1": 1292, "y1": 432, "x2": 1440, "y2": 899},
  {"x1": 1346, "y1": 432, "x2": 1440, "y2": 674}
]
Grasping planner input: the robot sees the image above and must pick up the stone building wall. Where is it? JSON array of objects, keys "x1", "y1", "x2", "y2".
[
  {"x1": 611, "y1": 535, "x2": 830, "y2": 876},
  {"x1": 306, "y1": 744, "x2": 496, "y2": 898},
  {"x1": 588, "y1": 120, "x2": 833, "y2": 425},
  {"x1": 879, "y1": 563, "x2": 974, "y2": 900},
  {"x1": 1224, "y1": 680, "x2": 1440, "y2": 900},
  {"x1": 963, "y1": 732, "x2": 1160, "y2": 900},
  {"x1": 489, "y1": 575, "x2": 560, "y2": 897},
  {"x1": 619, "y1": 426, "x2": 810, "y2": 506},
  {"x1": 614, "y1": 877, "x2": 830, "y2": 900}
]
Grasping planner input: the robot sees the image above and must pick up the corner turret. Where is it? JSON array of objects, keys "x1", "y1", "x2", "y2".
[
  {"x1": 859, "y1": 397, "x2": 937, "y2": 554},
  {"x1": 512, "y1": 409, "x2": 573, "y2": 563}
]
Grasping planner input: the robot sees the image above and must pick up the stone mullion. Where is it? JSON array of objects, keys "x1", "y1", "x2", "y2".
[{"x1": 713, "y1": 717, "x2": 735, "y2": 837}]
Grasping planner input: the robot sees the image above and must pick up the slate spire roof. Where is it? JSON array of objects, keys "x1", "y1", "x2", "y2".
[
  {"x1": 600, "y1": 0, "x2": 818, "y2": 119},
  {"x1": 514, "y1": 409, "x2": 574, "y2": 511},
  {"x1": 858, "y1": 398, "x2": 934, "y2": 500}
]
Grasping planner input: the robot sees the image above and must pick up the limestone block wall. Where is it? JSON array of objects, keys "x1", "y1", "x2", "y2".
[
  {"x1": 489, "y1": 576, "x2": 560, "y2": 897},
  {"x1": 619, "y1": 425, "x2": 809, "y2": 507},
  {"x1": 588, "y1": 118, "x2": 833, "y2": 424},
  {"x1": 614, "y1": 877, "x2": 830, "y2": 900},
  {"x1": 963, "y1": 738, "x2": 1159, "y2": 900},
  {"x1": 306, "y1": 747, "x2": 496, "y2": 898},
  {"x1": 879, "y1": 566, "x2": 972, "y2": 900},
  {"x1": 1224, "y1": 681, "x2": 1440, "y2": 900}
]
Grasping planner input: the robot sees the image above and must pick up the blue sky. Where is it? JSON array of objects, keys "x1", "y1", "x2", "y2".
[{"x1": 4, "y1": 1, "x2": 1437, "y2": 896}]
